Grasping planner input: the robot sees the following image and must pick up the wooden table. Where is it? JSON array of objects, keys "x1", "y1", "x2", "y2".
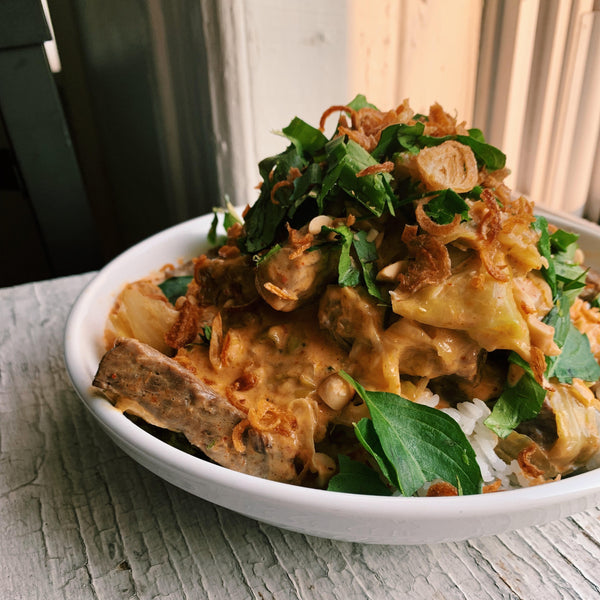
[{"x1": 2, "y1": 273, "x2": 600, "y2": 599}]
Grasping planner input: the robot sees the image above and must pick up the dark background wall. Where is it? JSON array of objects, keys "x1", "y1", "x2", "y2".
[{"x1": 0, "y1": 0, "x2": 220, "y2": 287}]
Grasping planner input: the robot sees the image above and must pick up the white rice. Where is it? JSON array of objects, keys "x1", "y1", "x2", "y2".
[
  {"x1": 413, "y1": 394, "x2": 527, "y2": 491},
  {"x1": 412, "y1": 390, "x2": 600, "y2": 493}
]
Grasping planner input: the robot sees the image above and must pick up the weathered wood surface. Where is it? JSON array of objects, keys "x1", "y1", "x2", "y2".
[{"x1": 1, "y1": 273, "x2": 600, "y2": 600}]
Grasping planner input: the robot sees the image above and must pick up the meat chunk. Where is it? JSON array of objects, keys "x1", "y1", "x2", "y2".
[
  {"x1": 193, "y1": 254, "x2": 258, "y2": 307},
  {"x1": 256, "y1": 244, "x2": 338, "y2": 312},
  {"x1": 92, "y1": 338, "x2": 301, "y2": 483}
]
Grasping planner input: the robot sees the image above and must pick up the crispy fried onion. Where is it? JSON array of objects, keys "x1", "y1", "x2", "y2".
[
  {"x1": 287, "y1": 223, "x2": 314, "y2": 260},
  {"x1": 356, "y1": 161, "x2": 394, "y2": 178},
  {"x1": 426, "y1": 481, "x2": 458, "y2": 496},
  {"x1": 208, "y1": 312, "x2": 223, "y2": 370},
  {"x1": 270, "y1": 167, "x2": 303, "y2": 205},
  {"x1": 529, "y1": 346, "x2": 548, "y2": 385},
  {"x1": 232, "y1": 419, "x2": 251, "y2": 453},
  {"x1": 396, "y1": 225, "x2": 451, "y2": 294},
  {"x1": 263, "y1": 282, "x2": 299, "y2": 302},
  {"x1": 415, "y1": 140, "x2": 478, "y2": 193},
  {"x1": 231, "y1": 398, "x2": 298, "y2": 451},
  {"x1": 473, "y1": 189, "x2": 502, "y2": 241},
  {"x1": 482, "y1": 479, "x2": 503, "y2": 493},
  {"x1": 517, "y1": 443, "x2": 545, "y2": 480},
  {"x1": 164, "y1": 299, "x2": 201, "y2": 349},
  {"x1": 425, "y1": 102, "x2": 469, "y2": 137},
  {"x1": 469, "y1": 190, "x2": 511, "y2": 281},
  {"x1": 320, "y1": 99, "x2": 414, "y2": 153},
  {"x1": 479, "y1": 241, "x2": 510, "y2": 282},
  {"x1": 415, "y1": 199, "x2": 461, "y2": 236}
]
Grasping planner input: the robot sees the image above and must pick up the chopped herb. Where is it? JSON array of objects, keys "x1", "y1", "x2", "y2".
[
  {"x1": 318, "y1": 136, "x2": 396, "y2": 216},
  {"x1": 484, "y1": 354, "x2": 547, "y2": 438},
  {"x1": 423, "y1": 189, "x2": 470, "y2": 225},
  {"x1": 158, "y1": 276, "x2": 193, "y2": 304},
  {"x1": 200, "y1": 326, "x2": 212, "y2": 344}
]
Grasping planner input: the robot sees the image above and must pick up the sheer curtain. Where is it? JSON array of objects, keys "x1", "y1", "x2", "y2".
[{"x1": 199, "y1": 0, "x2": 600, "y2": 220}]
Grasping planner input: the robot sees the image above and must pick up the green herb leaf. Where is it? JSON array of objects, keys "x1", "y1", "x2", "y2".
[
  {"x1": 354, "y1": 418, "x2": 399, "y2": 488},
  {"x1": 352, "y1": 230, "x2": 385, "y2": 301},
  {"x1": 324, "y1": 225, "x2": 361, "y2": 287},
  {"x1": 340, "y1": 372, "x2": 482, "y2": 496},
  {"x1": 159, "y1": 276, "x2": 193, "y2": 304},
  {"x1": 533, "y1": 216, "x2": 557, "y2": 296},
  {"x1": 371, "y1": 123, "x2": 505, "y2": 170},
  {"x1": 423, "y1": 189, "x2": 470, "y2": 225},
  {"x1": 371, "y1": 122, "x2": 426, "y2": 160},
  {"x1": 547, "y1": 323, "x2": 600, "y2": 383},
  {"x1": 550, "y1": 228, "x2": 579, "y2": 252},
  {"x1": 242, "y1": 145, "x2": 308, "y2": 253},
  {"x1": 318, "y1": 137, "x2": 395, "y2": 216},
  {"x1": 281, "y1": 117, "x2": 328, "y2": 157},
  {"x1": 327, "y1": 454, "x2": 393, "y2": 496},
  {"x1": 346, "y1": 94, "x2": 379, "y2": 111},
  {"x1": 484, "y1": 355, "x2": 547, "y2": 438}
]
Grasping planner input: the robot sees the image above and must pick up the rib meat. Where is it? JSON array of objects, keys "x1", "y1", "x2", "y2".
[{"x1": 92, "y1": 337, "x2": 301, "y2": 483}]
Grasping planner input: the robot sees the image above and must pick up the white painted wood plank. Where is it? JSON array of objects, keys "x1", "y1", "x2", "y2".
[{"x1": 2, "y1": 274, "x2": 600, "y2": 600}]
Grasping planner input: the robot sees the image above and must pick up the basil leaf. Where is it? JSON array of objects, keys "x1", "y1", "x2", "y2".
[
  {"x1": 159, "y1": 276, "x2": 193, "y2": 304},
  {"x1": 484, "y1": 355, "x2": 546, "y2": 438},
  {"x1": 327, "y1": 454, "x2": 393, "y2": 496},
  {"x1": 340, "y1": 372, "x2": 482, "y2": 496},
  {"x1": 424, "y1": 189, "x2": 470, "y2": 225},
  {"x1": 354, "y1": 418, "x2": 399, "y2": 488}
]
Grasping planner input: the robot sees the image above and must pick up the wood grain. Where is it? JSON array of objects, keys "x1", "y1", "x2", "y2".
[{"x1": 1, "y1": 273, "x2": 600, "y2": 599}]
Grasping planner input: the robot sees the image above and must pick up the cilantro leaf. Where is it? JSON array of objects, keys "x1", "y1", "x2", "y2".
[
  {"x1": 242, "y1": 146, "x2": 308, "y2": 252},
  {"x1": 340, "y1": 372, "x2": 482, "y2": 496}
]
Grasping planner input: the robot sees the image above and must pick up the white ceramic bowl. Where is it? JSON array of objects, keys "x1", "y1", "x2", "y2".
[{"x1": 64, "y1": 207, "x2": 600, "y2": 545}]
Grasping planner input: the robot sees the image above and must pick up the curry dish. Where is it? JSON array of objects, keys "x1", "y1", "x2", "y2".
[{"x1": 93, "y1": 98, "x2": 600, "y2": 496}]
